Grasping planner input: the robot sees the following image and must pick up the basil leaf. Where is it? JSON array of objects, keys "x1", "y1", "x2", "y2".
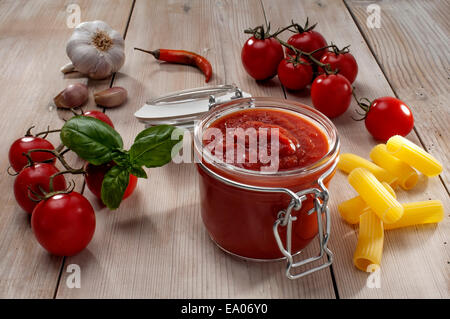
[
  {"x1": 129, "y1": 166, "x2": 147, "y2": 179},
  {"x1": 111, "y1": 149, "x2": 130, "y2": 167},
  {"x1": 133, "y1": 124, "x2": 172, "y2": 142},
  {"x1": 129, "y1": 125, "x2": 183, "y2": 168},
  {"x1": 101, "y1": 165, "x2": 130, "y2": 210},
  {"x1": 60, "y1": 116, "x2": 123, "y2": 165}
]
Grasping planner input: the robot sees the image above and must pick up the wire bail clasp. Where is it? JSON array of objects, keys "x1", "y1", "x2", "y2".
[{"x1": 273, "y1": 162, "x2": 335, "y2": 279}]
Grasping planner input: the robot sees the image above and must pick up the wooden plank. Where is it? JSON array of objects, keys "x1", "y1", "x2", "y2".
[
  {"x1": 345, "y1": 0, "x2": 450, "y2": 188},
  {"x1": 0, "y1": 0, "x2": 133, "y2": 298},
  {"x1": 261, "y1": 0, "x2": 449, "y2": 298},
  {"x1": 55, "y1": 0, "x2": 336, "y2": 298}
]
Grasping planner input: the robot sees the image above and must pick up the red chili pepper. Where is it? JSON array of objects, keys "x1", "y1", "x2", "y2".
[{"x1": 134, "y1": 47, "x2": 212, "y2": 83}]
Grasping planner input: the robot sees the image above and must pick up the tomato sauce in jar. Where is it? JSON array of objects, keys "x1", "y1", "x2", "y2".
[{"x1": 194, "y1": 98, "x2": 339, "y2": 260}]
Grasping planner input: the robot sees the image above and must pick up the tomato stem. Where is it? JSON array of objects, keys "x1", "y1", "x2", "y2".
[
  {"x1": 48, "y1": 171, "x2": 79, "y2": 194},
  {"x1": 25, "y1": 125, "x2": 61, "y2": 139},
  {"x1": 291, "y1": 17, "x2": 317, "y2": 33},
  {"x1": 275, "y1": 37, "x2": 337, "y2": 74},
  {"x1": 25, "y1": 148, "x2": 85, "y2": 174},
  {"x1": 270, "y1": 23, "x2": 298, "y2": 38},
  {"x1": 35, "y1": 128, "x2": 62, "y2": 138},
  {"x1": 351, "y1": 89, "x2": 373, "y2": 121}
]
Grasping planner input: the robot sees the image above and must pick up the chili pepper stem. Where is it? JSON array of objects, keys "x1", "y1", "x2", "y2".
[{"x1": 134, "y1": 47, "x2": 160, "y2": 59}]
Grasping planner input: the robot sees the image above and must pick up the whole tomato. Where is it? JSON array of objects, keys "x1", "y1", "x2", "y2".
[
  {"x1": 84, "y1": 110, "x2": 114, "y2": 128},
  {"x1": 84, "y1": 162, "x2": 137, "y2": 201},
  {"x1": 363, "y1": 97, "x2": 414, "y2": 141},
  {"x1": 241, "y1": 36, "x2": 284, "y2": 80},
  {"x1": 9, "y1": 136, "x2": 55, "y2": 173},
  {"x1": 277, "y1": 56, "x2": 313, "y2": 90},
  {"x1": 14, "y1": 163, "x2": 67, "y2": 214},
  {"x1": 318, "y1": 51, "x2": 358, "y2": 84},
  {"x1": 285, "y1": 20, "x2": 327, "y2": 60},
  {"x1": 31, "y1": 191, "x2": 95, "y2": 256},
  {"x1": 311, "y1": 74, "x2": 352, "y2": 118}
]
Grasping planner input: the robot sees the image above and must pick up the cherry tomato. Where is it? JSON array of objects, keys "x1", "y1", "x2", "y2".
[
  {"x1": 286, "y1": 30, "x2": 327, "y2": 60},
  {"x1": 241, "y1": 36, "x2": 284, "y2": 80},
  {"x1": 9, "y1": 137, "x2": 55, "y2": 173},
  {"x1": 311, "y1": 74, "x2": 352, "y2": 118},
  {"x1": 277, "y1": 56, "x2": 313, "y2": 90},
  {"x1": 364, "y1": 97, "x2": 414, "y2": 141},
  {"x1": 31, "y1": 191, "x2": 95, "y2": 256},
  {"x1": 84, "y1": 162, "x2": 138, "y2": 201},
  {"x1": 84, "y1": 110, "x2": 114, "y2": 128},
  {"x1": 318, "y1": 51, "x2": 358, "y2": 84},
  {"x1": 14, "y1": 163, "x2": 67, "y2": 214}
]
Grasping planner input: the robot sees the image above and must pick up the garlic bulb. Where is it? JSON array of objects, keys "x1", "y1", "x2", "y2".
[{"x1": 65, "y1": 21, "x2": 125, "y2": 79}]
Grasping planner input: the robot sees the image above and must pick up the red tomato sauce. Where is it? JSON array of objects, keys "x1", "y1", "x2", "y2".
[
  {"x1": 198, "y1": 108, "x2": 334, "y2": 260},
  {"x1": 203, "y1": 109, "x2": 329, "y2": 171}
]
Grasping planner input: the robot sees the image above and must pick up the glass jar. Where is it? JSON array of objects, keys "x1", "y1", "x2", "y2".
[{"x1": 193, "y1": 97, "x2": 340, "y2": 279}]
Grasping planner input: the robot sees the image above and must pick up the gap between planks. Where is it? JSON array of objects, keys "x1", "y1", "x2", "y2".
[
  {"x1": 342, "y1": 0, "x2": 449, "y2": 197},
  {"x1": 51, "y1": 0, "x2": 137, "y2": 299},
  {"x1": 259, "y1": 0, "x2": 341, "y2": 299}
]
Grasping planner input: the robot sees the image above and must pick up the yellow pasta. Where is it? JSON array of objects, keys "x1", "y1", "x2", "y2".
[
  {"x1": 353, "y1": 210, "x2": 384, "y2": 272},
  {"x1": 386, "y1": 135, "x2": 443, "y2": 177},
  {"x1": 338, "y1": 153, "x2": 398, "y2": 186},
  {"x1": 348, "y1": 168, "x2": 404, "y2": 224},
  {"x1": 384, "y1": 200, "x2": 444, "y2": 230},
  {"x1": 338, "y1": 182, "x2": 396, "y2": 224},
  {"x1": 370, "y1": 144, "x2": 419, "y2": 190}
]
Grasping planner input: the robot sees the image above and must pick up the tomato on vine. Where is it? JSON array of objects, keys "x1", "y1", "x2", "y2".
[
  {"x1": 9, "y1": 127, "x2": 58, "y2": 173},
  {"x1": 241, "y1": 25, "x2": 284, "y2": 80},
  {"x1": 354, "y1": 96, "x2": 414, "y2": 141},
  {"x1": 311, "y1": 73, "x2": 353, "y2": 118},
  {"x1": 85, "y1": 162, "x2": 138, "y2": 201},
  {"x1": 84, "y1": 110, "x2": 114, "y2": 128},
  {"x1": 31, "y1": 191, "x2": 95, "y2": 256},
  {"x1": 285, "y1": 18, "x2": 327, "y2": 60},
  {"x1": 14, "y1": 163, "x2": 67, "y2": 214},
  {"x1": 318, "y1": 45, "x2": 358, "y2": 84},
  {"x1": 277, "y1": 55, "x2": 313, "y2": 90}
]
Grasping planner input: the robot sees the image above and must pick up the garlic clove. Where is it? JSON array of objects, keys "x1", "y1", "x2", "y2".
[
  {"x1": 94, "y1": 87, "x2": 127, "y2": 108},
  {"x1": 60, "y1": 62, "x2": 76, "y2": 74},
  {"x1": 54, "y1": 83, "x2": 89, "y2": 109}
]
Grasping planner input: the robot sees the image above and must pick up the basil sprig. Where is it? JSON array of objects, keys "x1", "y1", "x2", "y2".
[{"x1": 60, "y1": 116, "x2": 183, "y2": 210}]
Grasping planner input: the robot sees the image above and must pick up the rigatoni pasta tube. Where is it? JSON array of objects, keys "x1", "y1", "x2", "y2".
[
  {"x1": 353, "y1": 211, "x2": 384, "y2": 272},
  {"x1": 338, "y1": 182, "x2": 396, "y2": 224},
  {"x1": 384, "y1": 200, "x2": 444, "y2": 230},
  {"x1": 370, "y1": 144, "x2": 419, "y2": 190},
  {"x1": 386, "y1": 135, "x2": 443, "y2": 177},
  {"x1": 338, "y1": 153, "x2": 398, "y2": 186},
  {"x1": 348, "y1": 168, "x2": 404, "y2": 224}
]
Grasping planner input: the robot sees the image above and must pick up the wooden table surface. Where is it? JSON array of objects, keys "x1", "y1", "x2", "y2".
[{"x1": 0, "y1": 0, "x2": 448, "y2": 299}]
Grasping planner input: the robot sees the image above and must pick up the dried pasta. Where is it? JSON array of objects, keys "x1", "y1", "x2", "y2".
[
  {"x1": 348, "y1": 168, "x2": 404, "y2": 224},
  {"x1": 338, "y1": 182, "x2": 396, "y2": 224},
  {"x1": 386, "y1": 135, "x2": 443, "y2": 177},
  {"x1": 353, "y1": 210, "x2": 384, "y2": 272},
  {"x1": 338, "y1": 153, "x2": 398, "y2": 186},
  {"x1": 370, "y1": 144, "x2": 419, "y2": 190},
  {"x1": 384, "y1": 200, "x2": 444, "y2": 230}
]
